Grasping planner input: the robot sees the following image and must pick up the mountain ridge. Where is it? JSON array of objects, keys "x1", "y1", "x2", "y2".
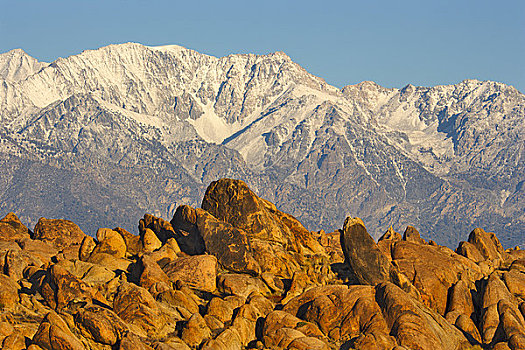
[{"x1": 0, "y1": 42, "x2": 523, "y2": 247}]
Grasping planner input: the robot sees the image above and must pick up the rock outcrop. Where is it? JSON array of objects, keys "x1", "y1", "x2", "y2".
[{"x1": 0, "y1": 179, "x2": 523, "y2": 350}]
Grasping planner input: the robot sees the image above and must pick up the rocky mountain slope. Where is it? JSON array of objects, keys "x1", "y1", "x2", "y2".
[
  {"x1": 0, "y1": 178, "x2": 524, "y2": 349},
  {"x1": 0, "y1": 43, "x2": 523, "y2": 247}
]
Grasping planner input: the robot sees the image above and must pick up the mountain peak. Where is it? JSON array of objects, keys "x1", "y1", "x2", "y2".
[{"x1": 0, "y1": 47, "x2": 47, "y2": 82}]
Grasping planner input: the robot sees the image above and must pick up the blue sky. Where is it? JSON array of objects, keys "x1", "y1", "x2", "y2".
[{"x1": 1, "y1": 0, "x2": 524, "y2": 92}]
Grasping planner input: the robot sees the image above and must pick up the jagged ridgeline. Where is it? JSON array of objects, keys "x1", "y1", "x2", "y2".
[
  {"x1": 0, "y1": 178, "x2": 524, "y2": 349},
  {"x1": 0, "y1": 43, "x2": 524, "y2": 248}
]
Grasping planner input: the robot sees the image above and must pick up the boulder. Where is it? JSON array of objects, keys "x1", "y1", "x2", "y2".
[
  {"x1": 377, "y1": 226, "x2": 401, "y2": 261},
  {"x1": 41, "y1": 264, "x2": 106, "y2": 310},
  {"x1": 375, "y1": 282, "x2": 470, "y2": 350},
  {"x1": 163, "y1": 255, "x2": 217, "y2": 292},
  {"x1": 170, "y1": 205, "x2": 206, "y2": 255},
  {"x1": 288, "y1": 336, "x2": 330, "y2": 350},
  {"x1": 206, "y1": 295, "x2": 245, "y2": 324},
  {"x1": 445, "y1": 279, "x2": 481, "y2": 343},
  {"x1": 0, "y1": 274, "x2": 19, "y2": 310},
  {"x1": 503, "y1": 270, "x2": 525, "y2": 299},
  {"x1": 113, "y1": 281, "x2": 166, "y2": 337},
  {"x1": 18, "y1": 238, "x2": 57, "y2": 264},
  {"x1": 217, "y1": 274, "x2": 270, "y2": 298},
  {"x1": 79, "y1": 236, "x2": 96, "y2": 261},
  {"x1": 33, "y1": 217, "x2": 86, "y2": 250},
  {"x1": 2, "y1": 332, "x2": 27, "y2": 350},
  {"x1": 402, "y1": 225, "x2": 425, "y2": 244},
  {"x1": 139, "y1": 254, "x2": 171, "y2": 291},
  {"x1": 153, "y1": 339, "x2": 191, "y2": 350},
  {"x1": 456, "y1": 241, "x2": 485, "y2": 263},
  {"x1": 32, "y1": 311, "x2": 85, "y2": 350},
  {"x1": 340, "y1": 217, "x2": 393, "y2": 285},
  {"x1": 142, "y1": 228, "x2": 162, "y2": 253},
  {"x1": 75, "y1": 304, "x2": 128, "y2": 345},
  {"x1": 91, "y1": 228, "x2": 127, "y2": 258},
  {"x1": 391, "y1": 240, "x2": 482, "y2": 315},
  {"x1": 87, "y1": 252, "x2": 132, "y2": 272},
  {"x1": 194, "y1": 208, "x2": 261, "y2": 275},
  {"x1": 480, "y1": 273, "x2": 525, "y2": 346},
  {"x1": 114, "y1": 227, "x2": 142, "y2": 256},
  {"x1": 0, "y1": 212, "x2": 31, "y2": 241},
  {"x1": 181, "y1": 313, "x2": 211, "y2": 348},
  {"x1": 140, "y1": 214, "x2": 176, "y2": 244},
  {"x1": 468, "y1": 228, "x2": 506, "y2": 262},
  {"x1": 283, "y1": 284, "x2": 393, "y2": 345},
  {"x1": 119, "y1": 332, "x2": 155, "y2": 350},
  {"x1": 157, "y1": 289, "x2": 200, "y2": 315},
  {"x1": 262, "y1": 311, "x2": 326, "y2": 347},
  {"x1": 231, "y1": 303, "x2": 265, "y2": 346},
  {"x1": 202, "y1": 328, "x2": 242, "y2": 350},
  {"x1": 200, "y1": 178, "x2": 326, "y2": 278}
]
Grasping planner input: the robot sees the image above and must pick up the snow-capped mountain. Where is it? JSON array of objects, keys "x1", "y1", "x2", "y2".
[{"x1": 0, "y1": 43, "x2": 523, "y2": 247}]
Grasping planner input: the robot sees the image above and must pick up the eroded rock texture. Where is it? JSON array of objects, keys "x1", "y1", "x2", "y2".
[{"x1": 0, "y1": 179, "x2": 523, "y2": 349}]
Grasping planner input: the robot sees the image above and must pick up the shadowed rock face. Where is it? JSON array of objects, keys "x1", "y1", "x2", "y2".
[
  {"x1": 173, "y1": 178, "x2": 328, "y2": 279},
  {"x1": 0, "y1": 181, "x2": 524, "y2": 350},
  {"x1": 340, "y1": 217, "x2": 394, "y2": 285}
]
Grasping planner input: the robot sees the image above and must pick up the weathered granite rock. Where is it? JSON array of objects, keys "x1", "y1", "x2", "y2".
[
  {"x1": 157, "y1": 288, "x2": 200, "y2": 315},
  {"x1": 0, "y1": 212, "x2": 31, "y2": 241},
  {"x1": 456, "y1": 241, "x2": 486, "y2": 263},
  {"x1": 170, "y1": 205, "x2": 206, "y2": 255},
  {"x1": 200, "y1": 179, "x2": 326, "y2": 278},
  {"x1": 181, "y1": 313, "x2": 211, "y2": 348},
  {"x1": 79, "y1": 236, "x2": 96, "y2": 262},
  {"x1": 140, "y1": 214, "x2": 176, "y2": 244},
  {"x1": 206, "y1": 295, "x2": 245, "y2": 324},
  {"x1": 340, "y1": 217, "x2": 394, "y2": 285},
  {"x1": 402, "y1": 225, "x2": 425, "y2": 244},
  {"x1": 33, "y1": 218, "x2": 86, "y2": 250},
  {"x1": 283, "y1": 284, "x2": 394, "y2": 346},
  {"x1": 391, "y1": 239, "x2": 482, "y2": 315},
  {"x1": 375, "y1": 282, "x2": 471, "y2": 350},
  {"x1": 91, "y1": 228, "x2": 127, "y2": 259},
  {"x1": 202, "y1": 328, "x2": 242, "y2": 350},
  {"x1": 113, "y1": 281, "x2": 166, "y2": 337},
  {"x1": 468, "y1": 228, "x2": 506, "y2": 262},
  {"x1": 114, "y1": 227, "x2": 142, "y2": 257},
  {"x1": 18, "y1": 238, "x2": 57, "y2": 263},
  {"x1": 32, "y1": 311, "x2": 86, "y2": 350},
  {"x1": 217, "y1": 274, "x2": 270, "y2": 298},
  {"x1": 195, "y1": 208, "x2": 262, "y2": 275},
  {"x1": 87, "y1": 252, "x2": 132, "y2": 272},
  {"x1": 41, "y1": 264, "x2": 107, "y2": 311},
  {"x1": 138, "y1": 256, "x2": 170, "y2": 294},
  {"x1": 74, "y1": 305, "x2": 128, "y2": 345},
  {"x1": 445, "y1": 279, "x2": 481, "y2": 343},
  {"x1": 377, "y1": 226, "x2": 401, "y2": 261},
  {"x1": 119, "y1": 332, "x2": 155, "y2": 350},
  {"x1": 162, "y1": 255, "x2": 217, "y2": 292},
  {"x1": 142, "y1": 228, "x2": 162, "y2": 253},
  {"x1": 262, "y1": 311, "x2": 326, "y2": 348},
  {"x1": 0, "y1": 273, "x2": 20, "y2": 312},
  {"x1": 503, "y1": 269, "x2": 525, "y2": 299},
  {"x1": 1, "y1": 181, "x2": 524, "y2": 350},
  {"x1": 2, "y1": 332, "x2": 27, "y2": 350},
  {"x1": 230, "y1": 303, "x2": 264, "y2": 346}
]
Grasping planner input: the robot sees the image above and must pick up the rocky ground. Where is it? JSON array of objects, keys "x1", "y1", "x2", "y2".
[{"x1": 0, "y1": 178, "x2": 524, "y2": 350}]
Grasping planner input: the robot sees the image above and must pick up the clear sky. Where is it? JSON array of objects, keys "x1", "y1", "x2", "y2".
[{"x1": 1, "y1": 0, "x2": 524, "y2": 92}]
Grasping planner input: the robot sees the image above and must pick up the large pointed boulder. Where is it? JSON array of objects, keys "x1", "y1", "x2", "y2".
[
  {"x1": 188, "y1": 178, "x2": 327, "y2": 278},
  {"x1": 340, "y1": 217, "x2": 394, "y2": 285}
]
